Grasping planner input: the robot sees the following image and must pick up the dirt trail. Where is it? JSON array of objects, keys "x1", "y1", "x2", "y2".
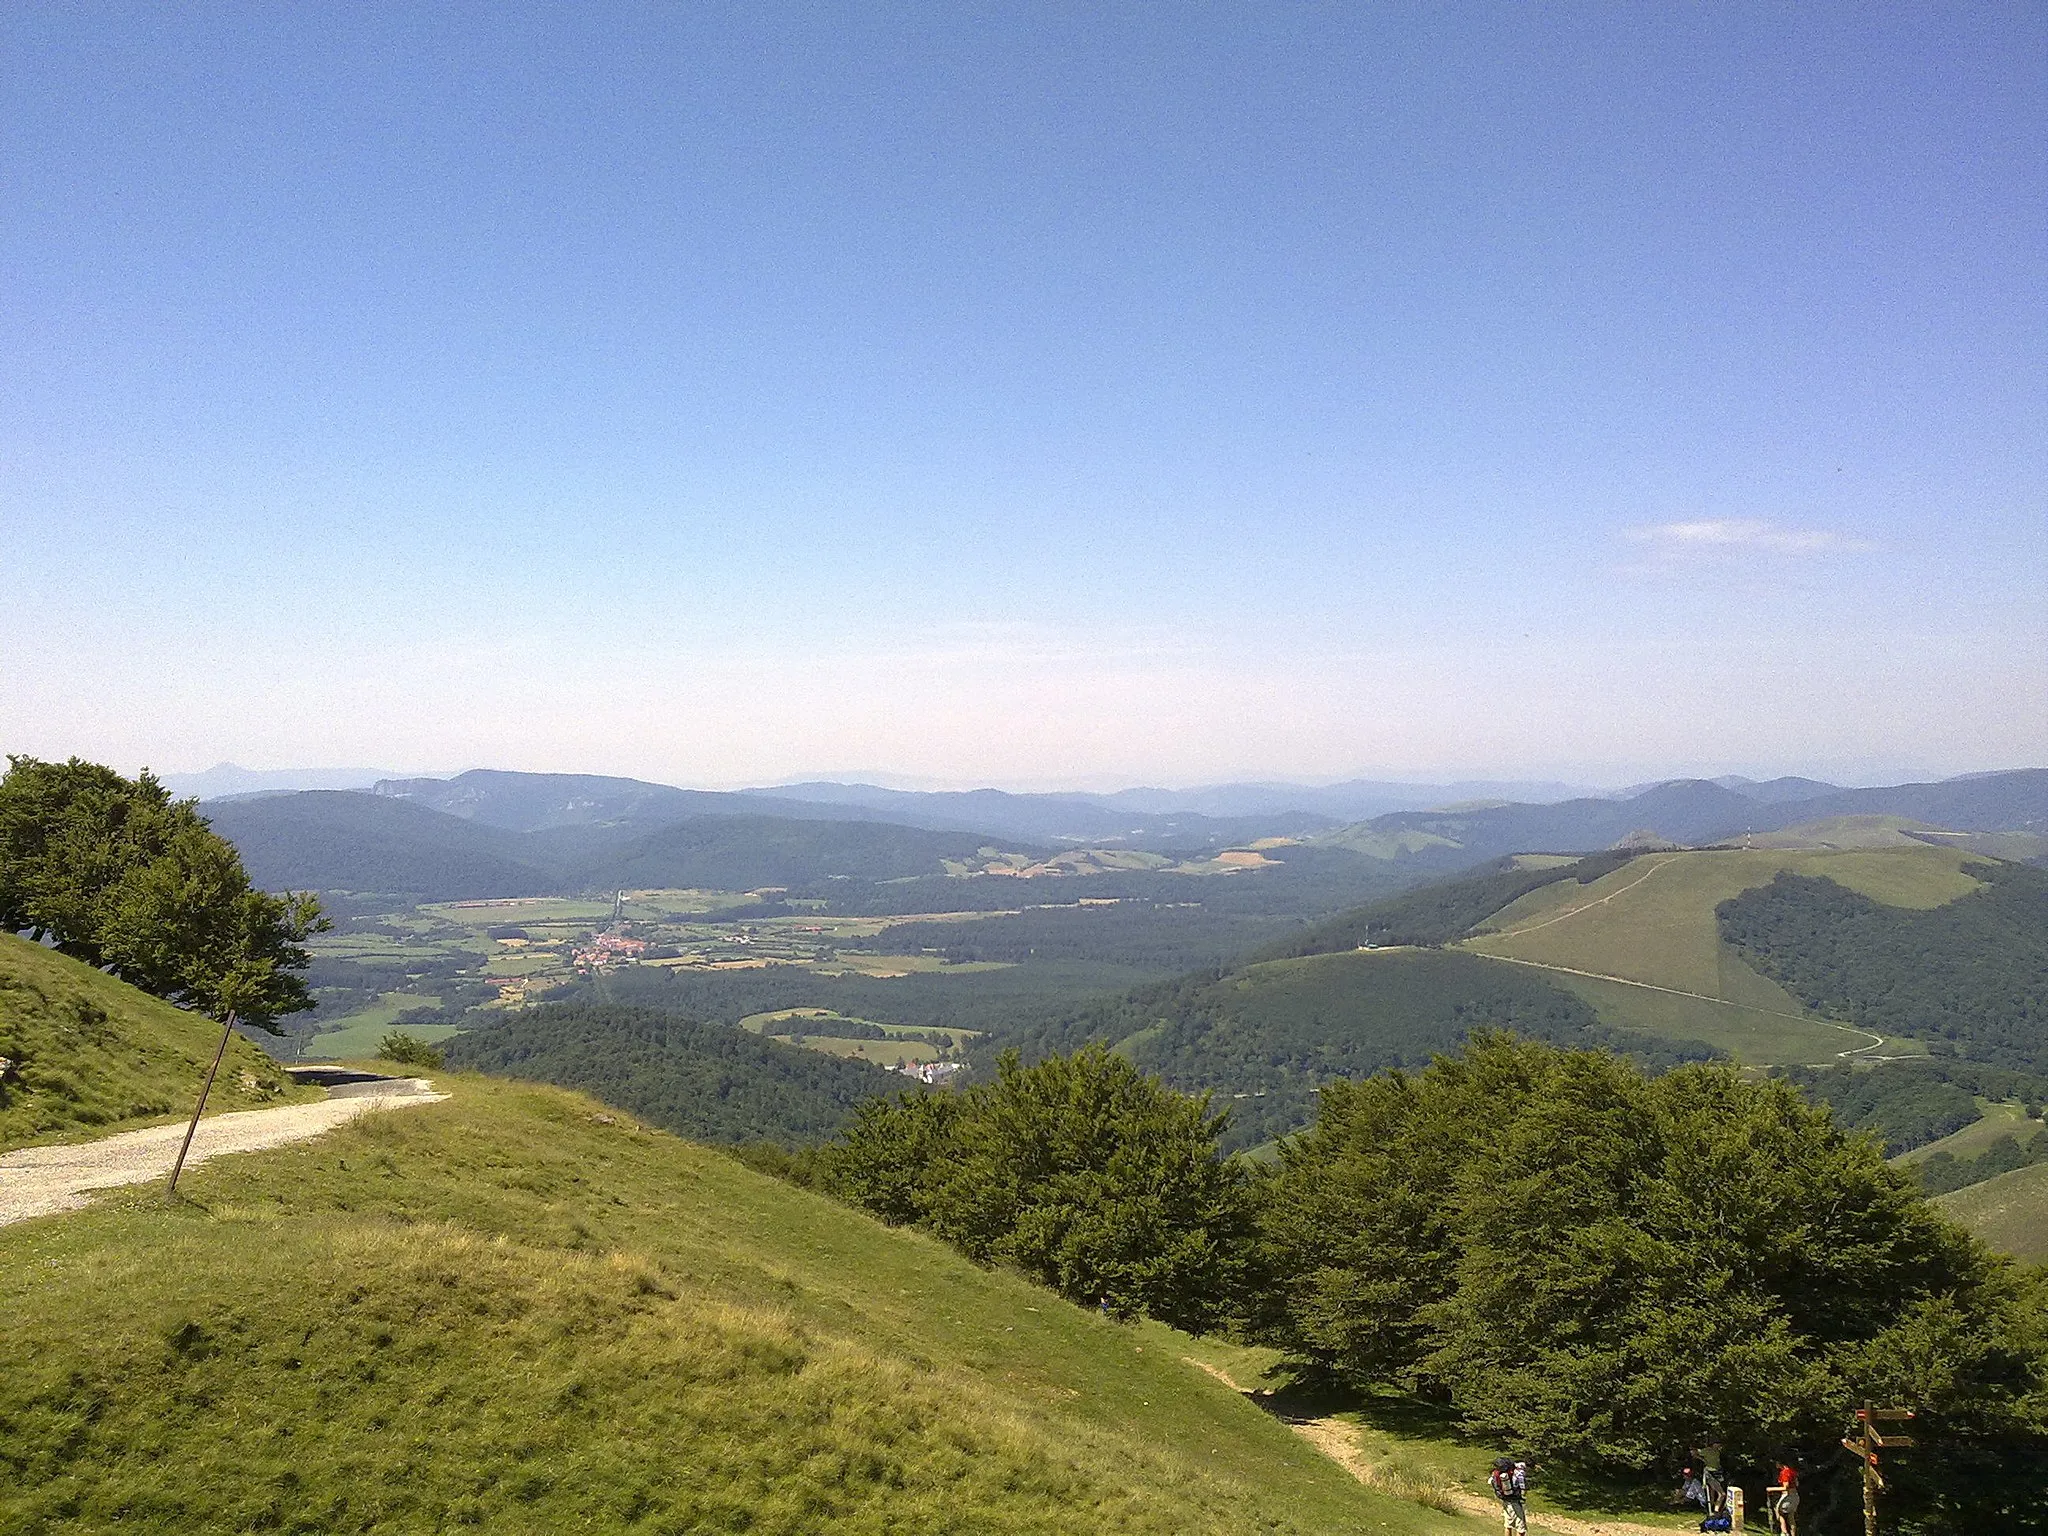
[
  {"x1": 1485, "y1": 855, "x2": 1682, "y2": 939},
  {"x1": 1469, "y1": 951, "x2": 1893, "y2": 1062},
  {"x1": 0, "y1": 1080, "x2": 447, "y2": 1226},
  {"x1": 1184, "y1": 1359, "x2": 1681, "y2": 1536}
]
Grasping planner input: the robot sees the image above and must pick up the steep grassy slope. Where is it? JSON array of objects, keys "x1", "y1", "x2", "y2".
[
  {"x1": 1936, "y1": 1161, "x2": 2048, "y2": 1265},
  {"x1": 1457, "y1": 845, "x2": 1985, "y2": 1061},
  {"x1": 0, "y1": 934, "x2": 314, "y2": 1152},
  {"x1": 0, "y1": 1077, "x2": 1452, "y2": 1535}
]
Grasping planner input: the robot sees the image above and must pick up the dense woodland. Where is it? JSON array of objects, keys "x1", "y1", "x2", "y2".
[
  {"x1": 833, "y1": 1047, "x2": 1254, "y2": 1332},
  {"x1": 1719, "y1": 862, "x2": 2048, "y2": 1070},
  {"x1": 985, "y1": 948, "x2": 1717, "y2": 1149},
  {"x1": 1917, "y1": 1127, "x2": 2048, "y2": 1196},
  {"x1": 840, "y1": 899, "x2": 1301, "y2": 973},
  {"x1": 442, "y1": 1003, "x2": 898, "y2": 1144},
  {"x1": 1786, "y1": 1060, "x2": 2048, "y2": 1155},
  {"x1": 1247, "y1": 1035, "x2": 2046, "y2": 1531}
]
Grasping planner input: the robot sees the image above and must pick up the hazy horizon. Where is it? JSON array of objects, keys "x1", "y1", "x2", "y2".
[
  {"x1": 128, "y1": 756, "x2": 2043, "y2": 804},
  {"x1": 5, "y1": 8, "x2": 2042, "y2": 784}
]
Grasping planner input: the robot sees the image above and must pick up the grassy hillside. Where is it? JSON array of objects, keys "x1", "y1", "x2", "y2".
[
  {"x1": 0, "y1": 1075, "x2": 1453, "y2": 1535},
  {"x1": 1897, "y1": 1101, "x2": 2047, "y2": 1166},
  {"x1": 1457, "y1": 845, "x2": 1986, "y2": 1060},
  {"x1": 0, "y1": 933, "x2": 315, "y2": 1152},
  {"x1": 1936, "y1": 1161, "x2": 2048, "y2": 1265}
]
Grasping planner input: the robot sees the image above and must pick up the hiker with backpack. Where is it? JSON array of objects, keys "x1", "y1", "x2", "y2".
[{"x1": 1488, "y1": 1457, "x2": 1528, "y2": 1536}]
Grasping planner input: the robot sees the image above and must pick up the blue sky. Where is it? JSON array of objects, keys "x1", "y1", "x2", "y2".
[{"x1": 3, "y1": 4, "x2": 2042, "y2": 788}]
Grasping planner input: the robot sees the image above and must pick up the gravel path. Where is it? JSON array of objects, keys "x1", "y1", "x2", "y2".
[
  {"x1": 0, "y1": 1080, "x2": 448, "y2": 1226},
  {"x1": 1184, "y1": 1358, "x2": 1681, "y2": 1536}
]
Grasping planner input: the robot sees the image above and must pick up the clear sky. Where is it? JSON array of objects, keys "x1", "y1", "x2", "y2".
[{"x1": 3, "y1": 4, "x2": 2042, "y2": 789}]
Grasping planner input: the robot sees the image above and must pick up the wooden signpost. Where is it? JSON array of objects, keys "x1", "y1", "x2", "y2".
[{"x1": 1841, "y1": 1406, "x2": 1913, "y2": 1536}]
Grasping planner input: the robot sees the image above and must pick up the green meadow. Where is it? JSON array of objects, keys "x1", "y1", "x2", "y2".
[{"x1": 0, "y1": 1075, "x2": 1455, "y2": 1535}]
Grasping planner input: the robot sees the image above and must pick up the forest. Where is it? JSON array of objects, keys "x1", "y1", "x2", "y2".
[
  {"x1": 982, "y1": 947, "x2": 1718, "y2": 1149},
  {"x1": 442, "y1": 1003, "x2": 899, "y2": 1144},
  {"x1": 820, "y1": 1036, "x2": 2048, "y2": 1533},
  {"x1": 1718, "y1": 862, "x2": 2048, "y2": 1070}
]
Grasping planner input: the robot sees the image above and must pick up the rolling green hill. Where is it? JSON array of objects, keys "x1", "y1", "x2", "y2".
[
  {"x1": 0, "y1": 933, "x2": 314, "y2": 1152},
  {"x1": 211, "y1": 791, "x2": 1037, "y2": 899},
  {"x1": 566, "y1": 814, "x2": 1025, "y2": 891},
  {"x1": 1935, "y1": 1160, "x2": 2048, "y2": 1265},
  {"x1": 1718, "y1": 858, "x2": 2048, "y2": 1070},
  {"x1": 206, "y1": 791, "x2": 559, "y2": 898},
  {"x1": 969, "y1": 843, "x2": 2043, "y2": 1152},
  {"x1": 1456, "y1": 843, "x2": 1989, "y2": 1062},
  {"x1": 0, "y1": 1075, "x2": 1451, "y2": 1534}
]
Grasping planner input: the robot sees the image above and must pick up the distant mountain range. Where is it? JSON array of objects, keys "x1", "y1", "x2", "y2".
[
  {"x1": 368, "y1": 770, "x2": 1334, "y2": 849},
  {"x1": 163, "y1": 762, "x2": 415, "y2": 798},
  {"x1": 199, "y1": 766, "x2": 2048, "y2": 901},
  {"x1": 1322, "y1": 771, "x2": 2048, "y2": 867},
  {"x1": 747, "y1": 777, "x2": 1592, "y2": 830}
]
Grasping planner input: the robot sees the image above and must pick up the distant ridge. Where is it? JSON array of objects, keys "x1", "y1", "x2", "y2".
[
  {"x1": 204, "y1": 767, "x2": 2048, "y2": 900},
  {"x1": 167, "y1": 762, "x2": 411, "y2": 799}
]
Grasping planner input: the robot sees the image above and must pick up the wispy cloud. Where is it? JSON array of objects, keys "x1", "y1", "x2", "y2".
[{"x1": 1625, "y1": 519, "x2": 1874, "y2": 555}]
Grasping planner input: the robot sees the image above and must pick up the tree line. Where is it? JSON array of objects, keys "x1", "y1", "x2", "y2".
[
  {"x1": 1719, "y1": 864, "x2": 2048, "y2": 1072},
  {"x1": 797, "y1": 1035, "x2": 2045, "y2": 1534},
  {"x1": 0, "y1": 757, "x2": 324, "y2": 1027}
]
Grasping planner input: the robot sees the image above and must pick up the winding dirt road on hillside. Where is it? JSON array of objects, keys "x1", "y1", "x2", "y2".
[{"x1": 0, "y1": 1080, "x2": 447, "y2": 1226}]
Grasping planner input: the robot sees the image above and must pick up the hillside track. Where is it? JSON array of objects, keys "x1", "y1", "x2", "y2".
[
  {"x1": 0, "y1": 1080, "x2": 447, "y2": 1226},
  {"x1": 1467, "y1": 951, "x2": 1896, "y2": 1062},
  {"x1": 1184, "y1": 1360, "x2": 1680, "y2": 1536},
  {"x1": 1484, "y1": 854, "x2": 1684, "y2": 939}
]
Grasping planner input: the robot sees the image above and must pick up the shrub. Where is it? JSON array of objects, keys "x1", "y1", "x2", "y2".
[{"x1": 377, "y1": 1031, "x2": 444, "y2": 1069}]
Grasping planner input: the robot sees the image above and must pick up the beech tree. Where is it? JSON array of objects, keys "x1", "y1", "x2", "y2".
[
  {"x1": 832, "y1": 1046, "x2": 1255, "y2": 1331},
  {"x1": 0, "y1": 756, "x2": 325, "y2": 1027},
  {"x1": 1254, "y1": 1033, "x2": 2048, "y2": 1532}
]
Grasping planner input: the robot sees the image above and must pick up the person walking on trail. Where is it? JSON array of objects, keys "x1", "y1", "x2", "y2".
[
  {"x1": 1767, "y1": 1462, "x2": 1799, "y2": 1536},
  {"x1": 1488, "y1": 1457, "x2": 1528, "y2": 1536}
]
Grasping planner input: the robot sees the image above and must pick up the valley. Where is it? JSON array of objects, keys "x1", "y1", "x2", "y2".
[{"x1": 5, "y1": 755, "x2": 2045, "y2": 1535}]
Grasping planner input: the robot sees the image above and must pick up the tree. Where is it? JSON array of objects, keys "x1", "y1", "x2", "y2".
[
  {"x1": 1254, "y1": 1033, "x2": 2048, "y2": 1531},
  {"x1": 377, "y1": 1031, "x2": 444, "y2": 1069},
  {"x1": 832, "y1": 1047, "x2": 1256, "y2": 1332},
  {"x1": 0, "y1": 756, "x2": 325, "y2": 1027}
]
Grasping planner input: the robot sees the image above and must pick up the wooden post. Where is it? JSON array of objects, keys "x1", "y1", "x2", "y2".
[
  {"x1": 1729, "y1": 1483, "x2": 1744, "y2": 1534},
  {"x1": 166, "y1": 1010, "x2": 237, "y2": 1199},
  {"x1": 1841, "y1": 1405, "x2": 1913, "y2": 1536}
]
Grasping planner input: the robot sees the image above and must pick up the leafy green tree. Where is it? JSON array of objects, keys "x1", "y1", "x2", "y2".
[
  {"x1": 0, "y1": 756, "x2": 325, "y2": 1027},
  {"x1": 376, "y1": 1031, "x2": 444, "y2": 1069},
  {"x1": 830, "y1": 1088, "x2": 966, "y2": 1226},
  {"x1": 1255, "y1": 1033, "x2": 2048, "y2": 1531},
  {"x1": 833, "y1": 1047, "x2": 1255, "y2": 1332}
]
